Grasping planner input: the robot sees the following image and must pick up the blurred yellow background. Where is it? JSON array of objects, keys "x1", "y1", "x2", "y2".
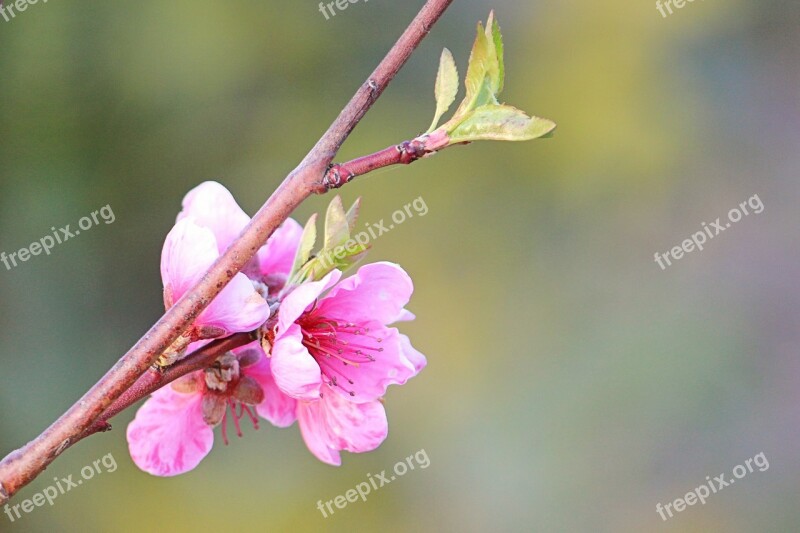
[{"x1": 1, "y1": 0, "x2": 798, "y2": 531}]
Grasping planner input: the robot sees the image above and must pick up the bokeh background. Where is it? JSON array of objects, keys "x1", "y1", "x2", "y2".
[{"x1": 1, "y1": 0, "x2": 798, "y2": 531}]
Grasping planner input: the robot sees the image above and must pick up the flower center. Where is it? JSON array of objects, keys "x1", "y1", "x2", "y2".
[
  {"x1": 299, "y1": 313, "x2": 384, "y2": 397},
  {"x1": 204, "y1": 354, "x2": 240, "y2": 392},
  {"x1": 200, "y1": 351, "x2": 265, "y2": 444}
]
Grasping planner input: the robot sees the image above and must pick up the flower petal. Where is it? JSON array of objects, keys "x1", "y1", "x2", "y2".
[
  {"x1": 257, "y1": 218, "x2": 303, "y2": 277},
  {"x1": 296, "y1": 399, "x2": 341, "y2": 466},
  {"x1": 161, "y1": 219, "x2": 219, "y2": 303},
  {"x1": 297, "y1": 393, "x2": 388, "y2": 466},
  {"x1": 398, "y1": 333, "x2": 427, "y2": 374},
  {"x1": 197, "y1": 272, "x2": 270, "y2": 334},
  {"x1": 177, "y1": 181, "x2": 251, "y2": 254},
  {"x1": 271, "y1": 324, "x2": 322, "y2": 400},
  {"x1": 276, "y1": 270, "x2": 341, "y2": 335},
  {"x1": 318, "y1": 262, "x2": 414, "y2": 325},
  {"x1": 395, "y1": 309, "x2": 416, "y2": 322},
  {"x1": 126, "y1": 387, "x2": 213, "y2": 477},
  {"x1": 322, "y1": 324, "x2": 417, "y2": 403},
  {"x1": 239, "y1": 343, "x2": 298, "y2": 427}
]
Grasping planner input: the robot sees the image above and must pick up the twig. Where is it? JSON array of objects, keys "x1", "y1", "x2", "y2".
[
  {"x1": 323, "y1": 131, "x2": 450, "y2": 189},
  {"x1": 78, "y1": 332, "x2": 256, "y2": 441},
  {"x1": 0, "y1": 0, "x2": 454, "y2": 504}
]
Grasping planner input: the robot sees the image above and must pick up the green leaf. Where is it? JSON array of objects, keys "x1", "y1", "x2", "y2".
[
  {"x1": 323, "y1": 196, "x2": 349, "y2": 251},
  {"x1": 444, "y1": 12, "x2": 505, "y2": 130},
  {"x1": 291, "y1": 213, "x2": 317, "y2": 275},
  {"x1": 288, "y1": 197, "x2": 370, "y2": 284},
  {"x1": 426, "y1": 48, "x2": 460, "y2": 133},
  {"x1": 295, "y1": 237, "x2": 370, "y2": 283},
  {"x1": 308, "y1": 243, "x2": 370, "y2": 280},
  {"x1": 426, "y1": 11, "x2": 556, "y2": 147},
  {"x1": 346, "y1": 197, "x2": 362, "y2": 233},
  {"x1": 488, "y1": 11, "x2": 504, "y2": 94},
  {"x1": 453, "y1": 21, "x2": 495, "y2": 119},
  {"x1": 447, "y1": 104, "x2": 557, "y2": 143},
  {"x1": 481, "y1": 11, "x2": 502, "y2": 98}
]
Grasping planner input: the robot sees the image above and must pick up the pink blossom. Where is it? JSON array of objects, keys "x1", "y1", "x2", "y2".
[
  {"x1": 177, "y1": 181, "x2": 303, "y2": 294},
  {"x1": 270, "y1": 262, "x2": 426, "y2": 403},
  {"x1": 127, "y1": 343, "x2": 284, "y2": 476},
  {"x1": 131, "y1": 182, "x2": 426, "y2": 472},
  {"x1": 159, "y1": 181, "x2": 302, "y2": 363},
  {"x1": 160, "y1": 219, "x2": 270, "y2": 351}
]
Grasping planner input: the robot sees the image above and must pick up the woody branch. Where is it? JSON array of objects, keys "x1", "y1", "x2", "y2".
[{"x1": 0, "y1": 0, "x2": 455, "y2": 504}]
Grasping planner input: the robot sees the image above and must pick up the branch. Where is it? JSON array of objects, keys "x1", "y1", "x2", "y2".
[
  {"x1": 323, "y1": 130, "x2": 451, "y2": 189},
  {"x1": 73, "y1": 130, "x2": 456, "y2": 439},
  {"x1": 76, "y1": 331, "x2": 256, "y2": 442},
  {"x1": 77, "y1": 130, "x2": 457, "y2": 436},
  {"x1": 0, "y1": 0, "x2": 454, "y2": 504}
]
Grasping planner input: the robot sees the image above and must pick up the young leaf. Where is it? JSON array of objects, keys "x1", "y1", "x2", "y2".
[
  {"x1": 289, "y1": 197, "x2": 370, "y2": 284},
  {"x1": 302, "y1": 242, "x2": 370, "y2": 282},
  {"x1": 481, "y1": 11, "x2": 502, "y2": 99},
  {"x1": 447, "y1": 104, "x2": 556, "y2": 143},
  {"x1": 323, "y1": 196, "x2": 349, "y2": 251},
  {"x1": 445, "y1": 12, "x2": 504, "y2": 130},
  {"x1": 488, "y1": 11, "x2": 504, "y2": 93},
  {"x1": 295, "y1": 233, "x2": 371, "y2": 282},
  {"x1": 346, "y1": 197, "x2": 362, "y2": 233},
  {"x1": 290, "y1": 213, "x2": 318, "y2": 276},
  {"x1": 452, "y1": 21, "x2": 495, "y2": 119},
  {"x1": 424, "y1": 11, "x2": 555, "y2": 148},
  {"x1": 426, "y1": 48, "x2": 460, "y2": 133}
]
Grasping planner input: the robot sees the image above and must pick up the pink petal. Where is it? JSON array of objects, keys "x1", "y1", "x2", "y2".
[
  {"x1": 318, "y1": 262, "x2": 414, "y2": 326},
  {"x1": 395, "y1": 309, "x2": 417, "y2": 322},
  {"x1": 197, "y1": 272, "x2": 270, "y2": 334},
  {"x1": 240, "y1": 344, "x2": 298, "y2": 427},
  {"x1": 296, "y1": 399, "x2": 341, "y2": 466},
  {"x1": 323, "y1": 324, "x2": 417, "y2": 403},
  {"x1": 161, "y1": 219, "x2": 219, "y2": 303},
  {"x1": 177, "y1": 181, "x2": 251, "y2": 254},
  {"x1": 297, "y1": 393, "x2": 388, "y2": 466},
  {"x1": 257, "y1": 218, "x2": 303, "y2": 277},
  {"x1": 186, "y1": 339, "x2": 213, "y2": 353},
  {"x1": 398, "y1": 333, "x2": 427, "y2": 374},
  {"x1": 271, "y1": 324, "x2": 322, "y2": 400},
  {"x1": 276, "y1": 270, "x2": 341, "y2": 335},
  {"x1": 126, "y1": 387, "x2": 214, "y2": 477}
]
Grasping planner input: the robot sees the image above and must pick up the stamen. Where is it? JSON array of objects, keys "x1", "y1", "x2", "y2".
[
  {"x1": 317, "y1": 361, "x2": 357, "y2": 396},
  {"x1": 242, "y1": 405, "x2": 260, "y2": 429},
  {"x1": 299, "y1": 314, "x2": 386, "y2": 399},
  {"x1": 230, "y1": 399, "x2": 244, "y2": 438},
  {"x1": 221, "y1": 409, "x2": 229, "y2": 446},
  {"x1": 312, "y1": 342, "x2": 361, "y2": 367}
]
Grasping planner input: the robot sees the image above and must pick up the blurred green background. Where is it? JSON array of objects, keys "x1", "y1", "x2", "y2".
[{"x1": 1, "y1": 0, "x2": 798, "y2": 531}]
